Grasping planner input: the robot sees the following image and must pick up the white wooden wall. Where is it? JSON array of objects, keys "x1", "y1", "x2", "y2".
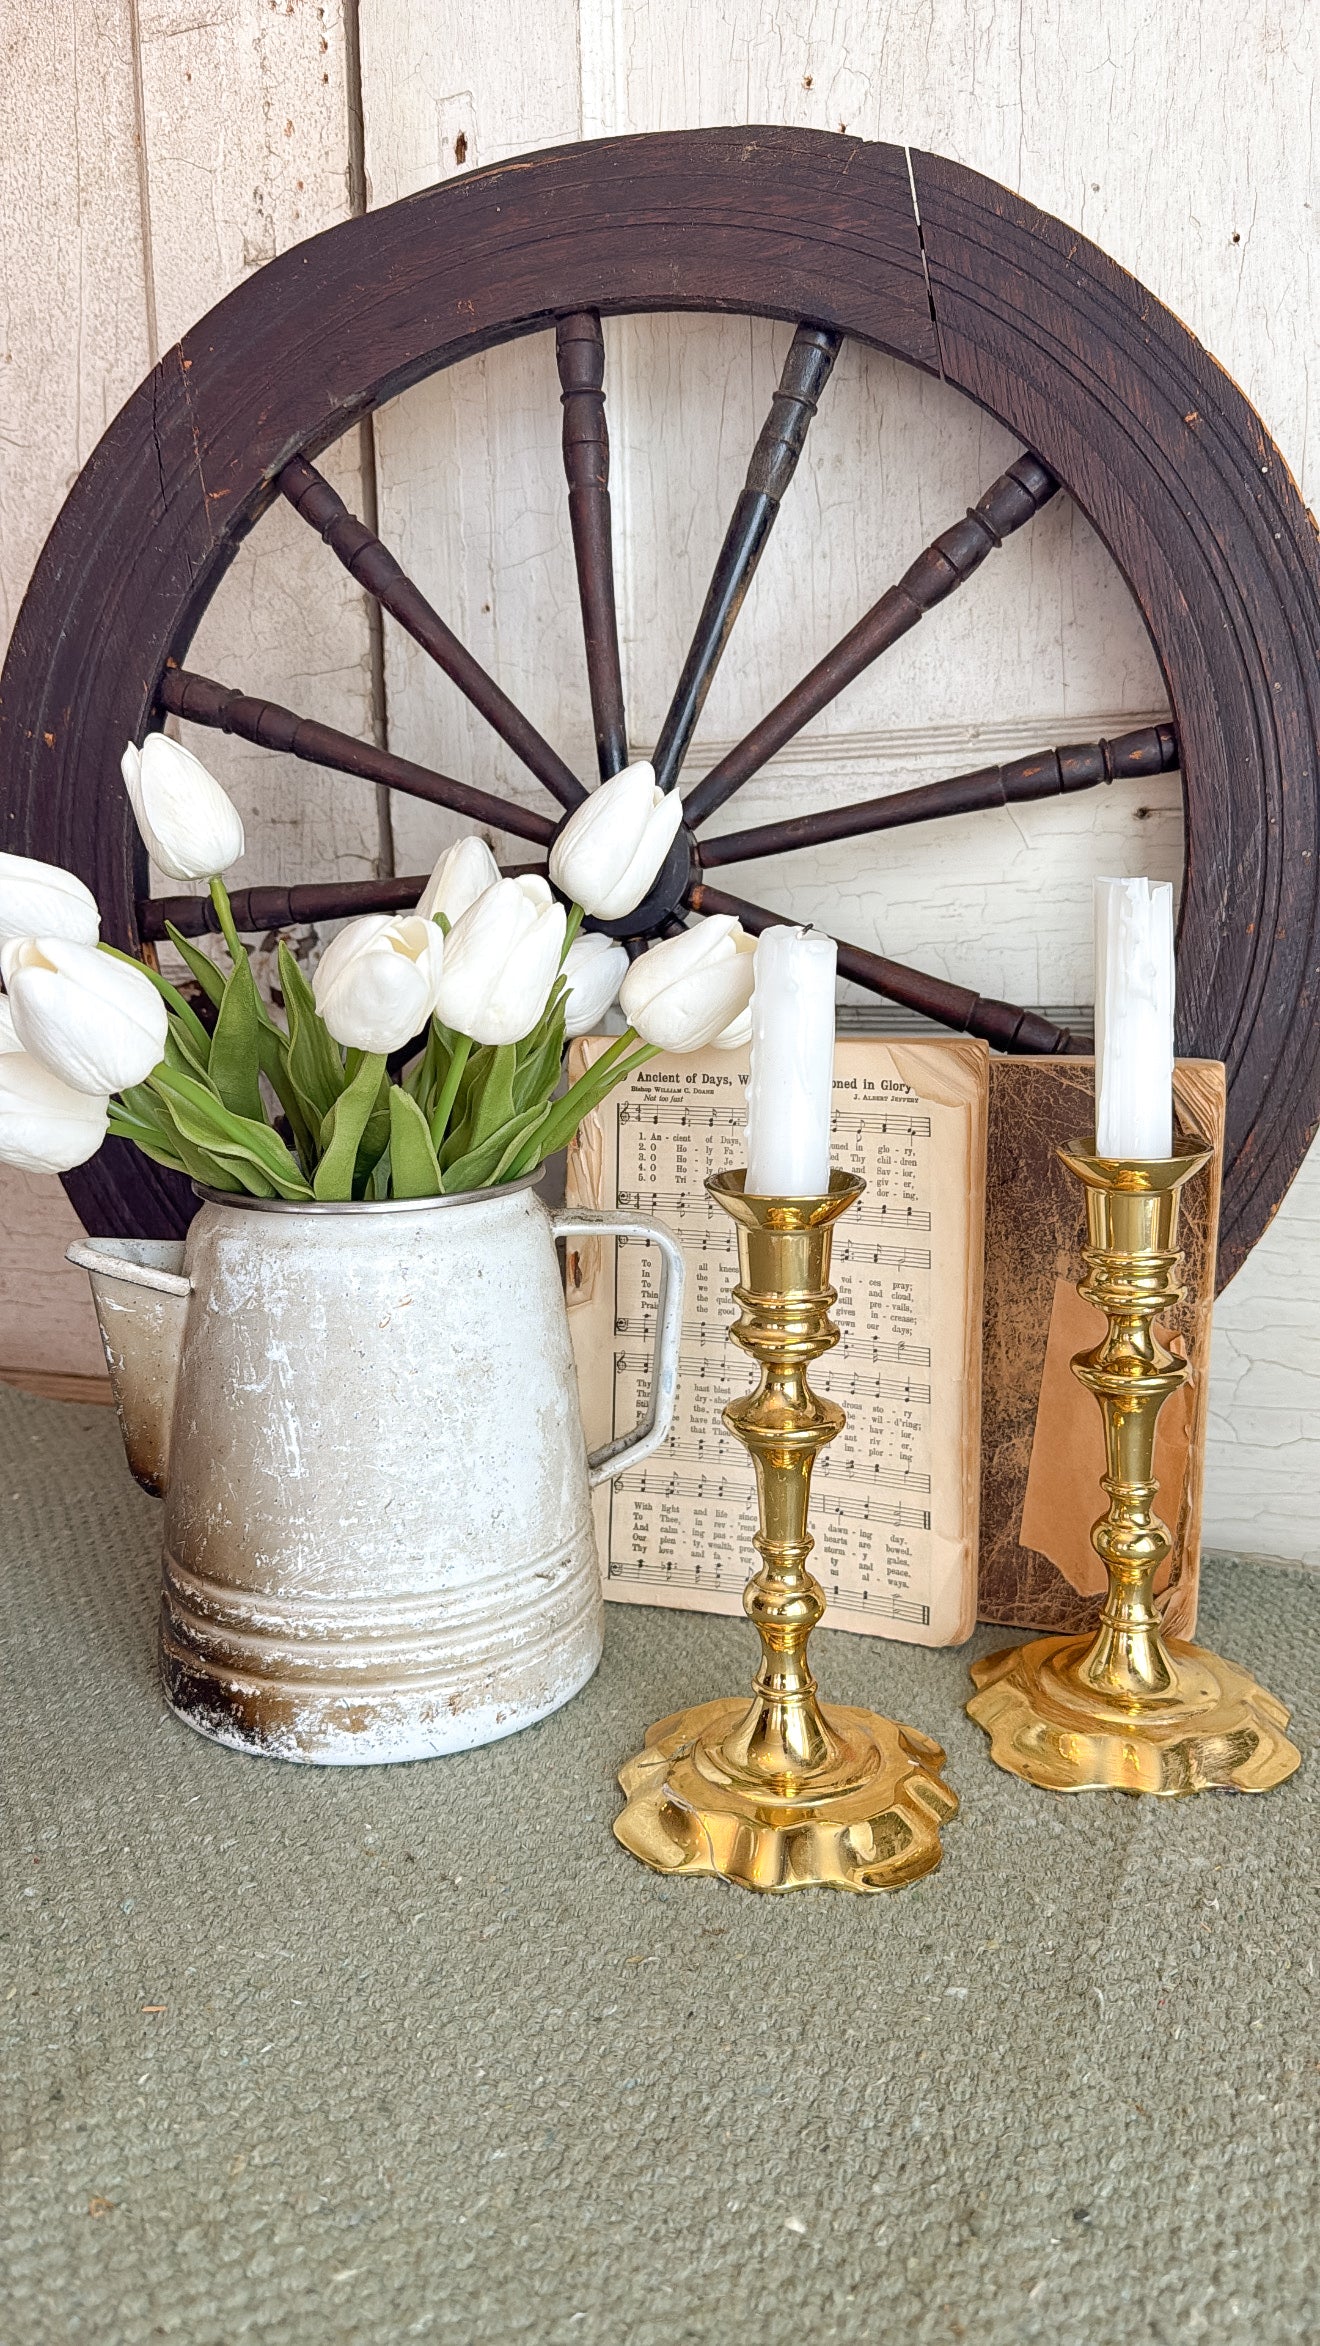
[{"x1": 2, "y1": 1, "x2": 1317, "y2": 1559}]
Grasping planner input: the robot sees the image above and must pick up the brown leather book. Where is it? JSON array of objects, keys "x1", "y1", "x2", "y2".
[{"x1": 977, "y1": 1057, "x2": 1225, "y2": 1637}]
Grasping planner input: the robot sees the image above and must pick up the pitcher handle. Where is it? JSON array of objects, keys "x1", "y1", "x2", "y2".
[
  {"x1": 66, "y1": 1240, "x2": 192, "y2": 1297},
  {"x1": 551, "y1": 1208, "x2": 686, "y2": 1488}
]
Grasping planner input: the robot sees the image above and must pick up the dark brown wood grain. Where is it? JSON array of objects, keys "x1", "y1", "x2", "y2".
[
  {"x1": 652, "y1": 323, "x2": 840, "y2": 792},
  {"x1": 689, "y1": 879, "x2": 1082, "y2": 1055},
  {"x1": 0, "y1": 126, "x2": 1313, "y2": 1267},
  {"x1": 682, "y1": 453, "x2": 1058, "y2": 827},
  {"x1": 140, "y1": 862, "x2": 548, "y2": 939},
  {"x1": 556, "y1": 313, "x2": 629, "y2": 780},
  {"x1": 279, "y1": 455, "x2": 585, "y2": 809},
  {"x1": 698, "y1": 722, "x2": 1178, "y2": 866},
  {"x1": 158, "y1": 668, "x2": 555, "y2": 845}
]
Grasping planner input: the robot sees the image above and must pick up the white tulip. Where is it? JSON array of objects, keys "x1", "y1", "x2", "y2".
[
  {"x1": 0, "y1": 995, "x2": 23, "y2": 1054},
  {"x1": 618, "y1": 917, "x2": 757, "y2": 1052},
  {"x1": 0, "y1": 938, "x2": 168, "y2": 1095},
  {"x1": 548, "y1": 761, "x2": 684, "y2": 920},
  {"x1": 710, "y1": 1000, "x2": 754, "y2": 1051},
  {"x1": 415, "y1": 835, "x2": 501, "y2": 928},
  {"x1": 0, "y1": 852, "x2": 100, "y2": 950},
  {"x1": 121, "y1": 732, "x2": 245, "y2": 882},
  {"x1": 562, "y1": 933, "x2": 629, "y2": 1038},
  {"x1": 312, "y1": 914, "x2": 446, "y2": 1054},
  {"x1": 433, "y1": 876, "x2": 566, "y2": 1047},
  {"x1": 0, "y1": 1051, "x2": 109, "y2": 1174}
]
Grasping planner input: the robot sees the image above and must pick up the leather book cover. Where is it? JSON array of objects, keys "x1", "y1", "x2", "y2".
[{"x1": 977, "y1": 1057, "x2": 1225, "y2": 1635}]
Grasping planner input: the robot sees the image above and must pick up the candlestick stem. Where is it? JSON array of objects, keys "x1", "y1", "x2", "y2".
[
  {"x1": 967, "y1": 1141, "x2": 1301, "y2": 1795},
  {"x1": 614, "y1": 1168, "x2": 957, "y2": 1892}
]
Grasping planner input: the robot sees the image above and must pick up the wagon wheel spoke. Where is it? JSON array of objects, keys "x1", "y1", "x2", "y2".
[
  {"x1": 682, "y1": 454, "x2": 1059, "y2": 829},
  {"x1": 139, "y1": 862, "x2": 548, "y2": 941},
  {"x1": 652, "y1": 323, "x2": 841, "y2": 793},
  {"x1": 158, "y1": 668, "x2": 555, "y2": 845},
  {"x1": 697, "y1": 723, "x2": 1177, "y2": 868},
  {"x1": 556, "y1": 313, "x2": 629, "y2": 780},
  {"x1": 278, "y1": 456, "x2": 586, "y2": 811},
  {"x1": 688, "y1": 880, "x2": 1083, "y2": 1056}
]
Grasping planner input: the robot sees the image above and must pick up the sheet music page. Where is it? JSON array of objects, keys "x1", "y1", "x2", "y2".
[{"x1": 566, "y1": 1037, "x2": 987, "y2": 1647}]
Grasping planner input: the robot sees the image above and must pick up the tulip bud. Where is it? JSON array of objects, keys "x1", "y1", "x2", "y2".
[
  {"x1": 548, "y1": 761, "x2": 683, "y2": 921},
  {"x1": 0, "y1": 1050, "x2": 109, "y2": 1174},
  {"x1": 433, "y1": 876, "x2": 566, "y2": 1047},
  {"x1": 312, "y1": 914, "x2": 446, "y2": 1054},
  {"x1": 562, "y1": 933, "x2": 629, "y2": 1038},
  {"x1": 121, "y1": 733, "x2": 246, "y2": 882},
  {"x1": 415, "y1": 835, "x2": 501, "y2": 928},
  {"x1": 0, "y1": 938, "x2": 168, "y2": 1095},
  {"x1": 0, "y1": 852, "x2": 100, "y2": 950},
  {"x1": 618, "y1": 917, "x2": 756, "y2": 1052}
]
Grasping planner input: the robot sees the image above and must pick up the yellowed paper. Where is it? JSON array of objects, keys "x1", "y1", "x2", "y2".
[{"x1": 566, "y1": 1037, "x2": 987, "y2": 1647}]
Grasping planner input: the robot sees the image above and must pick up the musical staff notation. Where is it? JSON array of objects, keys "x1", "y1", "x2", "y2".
[
  {"x1": 605, "y1": 1555, "x2": 930, "y2": 1626},
  {"x1": 838, "y1": 1241, "x2": 932, "y2": 1272},
  {"x1": 611, "y1": 1464, "x2": 931, "y2": 1531},
  {"x1": 613, "y1": 1315, "x2": 932, "y2": 1370},
  {"x1": 615, "y1": 1186, "x2": 931, "y2": 1235},
  {"x1": 574, "y1": 1038, "x2": 983, "y2": 1651},
  {"x1": 613, "y1": 1351, "x2": 931, "y2": 1408},
  {"x1": 617, "y1": 1101, "x2": 931, "y2": 1141}
]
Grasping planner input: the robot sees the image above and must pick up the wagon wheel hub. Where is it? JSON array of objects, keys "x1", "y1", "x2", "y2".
[{"x1": 583, "y1": 828, "x2": 699, "y2": 941}]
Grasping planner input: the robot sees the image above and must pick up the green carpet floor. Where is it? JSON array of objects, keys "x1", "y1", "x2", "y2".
[{"x1": 2, "y1": 1382, "x2": 1317, "y2": 2345}]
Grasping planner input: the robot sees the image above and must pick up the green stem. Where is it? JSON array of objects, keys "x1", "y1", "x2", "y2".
[
  {"x1": 209, "y1": 874, "x2": 246, "y2": 970},
  {"x1": 560, "y1": 902, "x2": 584, "y2": 963},
  {"x1": 507, "y1": 1032, "x2": 657, "y2": 1175},
  {"x1": 429, "y1": 1032, "x2": 472, "y2": 1152}
]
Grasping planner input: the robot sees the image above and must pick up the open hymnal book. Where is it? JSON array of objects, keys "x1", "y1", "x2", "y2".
[{"x1": 565, "y1": 1037, "x2": 988, "y2": 1647}]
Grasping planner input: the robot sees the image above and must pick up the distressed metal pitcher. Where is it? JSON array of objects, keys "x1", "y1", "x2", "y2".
[{"x1": 70, "y1": 1179, "x2": 682, "y2": 1765}]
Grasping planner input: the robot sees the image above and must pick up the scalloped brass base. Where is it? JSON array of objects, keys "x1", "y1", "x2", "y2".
[
  {"x1": 614, "y1": 1695, "x2": 958, "y2": 1892},
  {"x1": 967, "y1": 1634, "x2": 1301, "y2": 1796}
]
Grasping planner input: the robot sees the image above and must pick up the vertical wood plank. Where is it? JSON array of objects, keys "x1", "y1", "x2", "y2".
[
  {"x1": 358, "y1": 0, "x2": 584, "y2": 879},
  {"x1": 135, "y1": 0, "x2": 381, "y2": 902}
]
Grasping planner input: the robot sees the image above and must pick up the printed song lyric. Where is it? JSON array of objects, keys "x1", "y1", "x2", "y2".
[{"x1": 566, "y1": 1039, "x2": 987, "y2": 1647}]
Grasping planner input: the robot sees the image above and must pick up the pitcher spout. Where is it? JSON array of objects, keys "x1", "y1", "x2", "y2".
[{"x1": 67, "y1": 1240, "x2": 191, "y2": 1496}]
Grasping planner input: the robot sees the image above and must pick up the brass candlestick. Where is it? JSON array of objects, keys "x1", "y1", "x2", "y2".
[
  {"x1": 968, "y1": 1140, "x2": 1301, "y2": 1795},
  {"x1": 614, "y1": 1168, "x2": 958, "y2": 1892}
]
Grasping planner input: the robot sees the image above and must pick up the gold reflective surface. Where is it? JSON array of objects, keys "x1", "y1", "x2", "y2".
[
  {"x1": 614, "y1": 1169, "x2": 958, "y2": 1891},
  {"x1": 968, "y1": 1141, "x2": 1301, "y2": 1796}
]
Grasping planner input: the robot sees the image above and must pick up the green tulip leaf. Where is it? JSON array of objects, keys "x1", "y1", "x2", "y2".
[
  {"x1": 149, "y1": 1066, "x2": 311, "y2": 1198},
  {"x1": 442, "y1": 1098, "x2": 553, "y2": 1195},
  {"x1": 512, "y1": 984, "x2": 567, "y2": 1117},
  {"x1": 505, "y1": 1033, "x2": 657, "y2": 1177},
  {"x1": 114, "y1": 1081, "x2": 245, "y2": 1190},
  {"x1": 387, "y1": 1086, "x2": 443, "y2": 1197},
  {"x1": 208, "y1": 950, "x2": 265, "y2": 1123},
  {"x1": 441, "y1": 1042, "x2": 517, "y2": 1171},
  {"x1": 163, "y1": 1021, "x2": 214, "y2": 1087},
  {"x1": 278, "y1": 941, "x2": 346, "y2": 1130},
  {"x1": 313, "y1": 1051, "x2": 387, "y2": 1201},
  {"x1": 163, "y1": 924, "x2": 227, "y2": 1012}
]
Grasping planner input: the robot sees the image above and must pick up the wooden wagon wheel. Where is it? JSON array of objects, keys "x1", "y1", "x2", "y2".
[{"x1": 2, "y1": 128, "x2": 1318, "y2": 1286}]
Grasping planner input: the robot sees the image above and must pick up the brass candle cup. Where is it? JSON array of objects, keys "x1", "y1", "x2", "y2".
[
  {"x1": 613, "y1": 1168, "x2": 958, "y2": 1892},
  {"x1": 968, "y1": 1139, "x2": 1301, "y2": 1795}
]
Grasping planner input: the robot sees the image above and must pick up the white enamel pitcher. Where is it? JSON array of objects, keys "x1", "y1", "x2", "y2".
[{"x1": 70, "y1": 1178, "x2": 683, "y2": 1765}]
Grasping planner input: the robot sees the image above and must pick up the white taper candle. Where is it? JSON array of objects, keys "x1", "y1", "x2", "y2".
[
  {"x1": 744, "y1": 925, "x2": 837, "y2": 1196},
  {"x1": 1094, "y1": 877, "x2": 1175, "y2": 1159}
]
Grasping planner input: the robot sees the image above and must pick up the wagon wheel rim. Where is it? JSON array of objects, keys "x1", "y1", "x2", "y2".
[{"x1": 2, "y1": 127, "x2": 1316, "y2": 1287}]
